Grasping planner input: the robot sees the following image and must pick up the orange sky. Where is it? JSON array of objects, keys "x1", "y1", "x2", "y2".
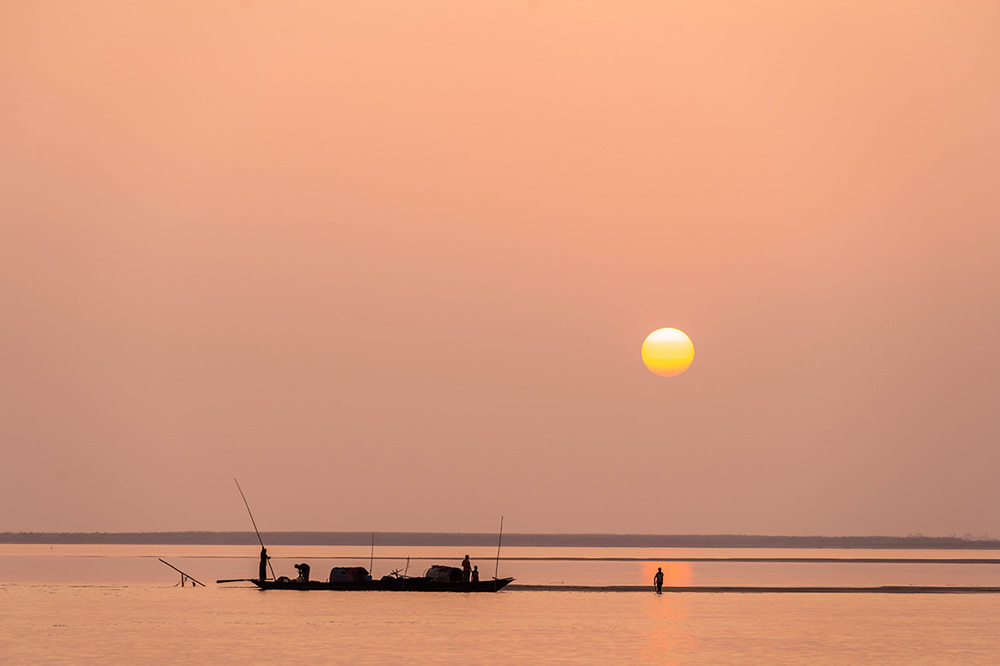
[{"x1": 1, "y1": 1, "x2": 998, "y2": 536}]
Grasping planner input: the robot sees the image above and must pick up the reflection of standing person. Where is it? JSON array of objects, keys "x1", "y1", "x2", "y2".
[
  {"x1": 471, "y1": 566, "x2": 480, "y2": 583},
  {"x1": 461, "y1": 555, "x2": 472, "y2": 583},
  {"x1": 259, "y1": 547, "x2": 270, "y2": 581},
  {"x1": 653, "y1": 567, "x2": 664, "y2": 594}
]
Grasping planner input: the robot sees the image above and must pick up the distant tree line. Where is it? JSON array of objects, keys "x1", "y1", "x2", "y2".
[{"x1": 1, "y1": 532, "x2": 998, "y2": 549}]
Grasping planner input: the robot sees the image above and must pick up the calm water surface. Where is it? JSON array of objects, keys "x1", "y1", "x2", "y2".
[{"x1": 2, "y1": 545, "x2": 999, "y2": 664}]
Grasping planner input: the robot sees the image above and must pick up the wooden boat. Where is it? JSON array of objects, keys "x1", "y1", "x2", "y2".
[
  {"x1": 251, "y1": 575, "x2": 514, "y2": 592},
  {"x1": 225, "y1": 483, "x2": 512, "y2": 593}
]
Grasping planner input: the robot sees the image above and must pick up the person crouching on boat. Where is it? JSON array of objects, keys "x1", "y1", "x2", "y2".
[
  {"x1": 471, "y1": 566, "x2": 480, "y2": 583},
  {"x1": 294, "y1": 562, "x2": 311, "y2": 583}
]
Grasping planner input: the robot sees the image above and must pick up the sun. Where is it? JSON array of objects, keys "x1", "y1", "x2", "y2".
[{"x1": 641, "y1": 328, "x2": 694, "y2": 377}]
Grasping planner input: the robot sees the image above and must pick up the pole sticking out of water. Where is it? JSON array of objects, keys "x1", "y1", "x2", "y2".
[
  {"x1": 159, "y1": 558, "x2": 206, "y2": 587},
  {"x1": 235, "y1": 477, "x2": 276, "y2": 580},
  {"x1": 370, "y1": 532, "x2": 375, "y2": 577},
  {"x1": 494, "y1": 515, "x2": 504, "y2": 590}
]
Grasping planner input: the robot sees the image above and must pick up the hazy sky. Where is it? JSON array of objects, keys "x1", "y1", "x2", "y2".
[{"x1": 2, "y1": 1, "x2": 998, "y2": 536}]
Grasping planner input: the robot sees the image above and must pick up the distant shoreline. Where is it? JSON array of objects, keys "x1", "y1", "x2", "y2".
[{"x1": 2, "y1": 532, "x2": 999, "y2": 549}]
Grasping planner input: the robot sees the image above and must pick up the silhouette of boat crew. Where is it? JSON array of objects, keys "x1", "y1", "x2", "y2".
[
  {"x1": 461, "y1": 555, "x2": 472, "y2": 583},
  {"x1": 294, "y1": 562, "x2": 311, "y2": 583},
  {"x1": 259, "y1": 547, "x2": 270, "y2": 581}
]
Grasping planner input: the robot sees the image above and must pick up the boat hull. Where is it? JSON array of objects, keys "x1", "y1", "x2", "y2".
[{"x1": 252, "y1": 577, "x2": 514, "y2": 592}]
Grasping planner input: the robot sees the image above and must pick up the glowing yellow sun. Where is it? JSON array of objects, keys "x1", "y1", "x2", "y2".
[{"x1": 641, "y1": 328, "x2": 694, "y2": 377}]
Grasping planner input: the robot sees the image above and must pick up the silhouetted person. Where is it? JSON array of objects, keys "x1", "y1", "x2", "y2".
[
  {"x1": 461, "y1": 555, "x2": 472, "y2": 583},
  {"x1": 259, "y1": 547, "x2": 270, "y2": 581},
  {"x1": 471, "y1": 565, "x2": 480, "y2": 583},
  {"x1": 294, "y1": 562, "x2": 311, "y2": 583},
  {"x1": 653, "y1": 567, "x2": 664, "y2": 594}
]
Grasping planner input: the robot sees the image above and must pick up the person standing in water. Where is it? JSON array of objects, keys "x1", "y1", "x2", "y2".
[
  {"x1": 653, "y1": 567, "x2": 664, "y2": 594},
  {"x1": 461, "y1": 555, "x2": 472, "y2": 583},
  {"x1": 259, "y1": 547, "x2": 270, "y2": 581}
]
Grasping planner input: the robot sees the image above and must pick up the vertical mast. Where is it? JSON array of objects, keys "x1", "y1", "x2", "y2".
[{"x1": 493, "y1": 515, "x2": 504, "y2": 590}]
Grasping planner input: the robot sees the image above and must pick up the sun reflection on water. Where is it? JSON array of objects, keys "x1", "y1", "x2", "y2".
[
  {"x1": 638, "y1": 562, "x2": 696, "y2": 662},
  {"x1": 641, "y1": 561, "x2": 694, "y2": 588}
]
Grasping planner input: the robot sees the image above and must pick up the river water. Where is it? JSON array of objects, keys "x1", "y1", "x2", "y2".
[{"x1": 2, "y1": 544, "x2": 999, "y2": 664}]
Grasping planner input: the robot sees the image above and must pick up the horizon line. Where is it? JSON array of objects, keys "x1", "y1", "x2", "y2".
[{"x1": 2, "y1": 531, "x2": 998, "y2": 549}]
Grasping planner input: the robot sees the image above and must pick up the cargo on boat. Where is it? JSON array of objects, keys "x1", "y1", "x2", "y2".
[{"x1": 251, "y1": 569, "x2": 514, "y2": 592}]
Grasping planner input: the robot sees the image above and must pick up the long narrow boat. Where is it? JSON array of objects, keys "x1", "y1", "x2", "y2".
[{"x1": 251, "y1": 576, "x2": 514, "y2": 592}]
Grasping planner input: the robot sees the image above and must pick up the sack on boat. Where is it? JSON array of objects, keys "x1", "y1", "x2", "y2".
[
  {"x1": 424, "y1": 565, "x2": 463, "y2": 582},
  {"x1": 329, "y1": 566, "x2": 370, "y2": 583}
]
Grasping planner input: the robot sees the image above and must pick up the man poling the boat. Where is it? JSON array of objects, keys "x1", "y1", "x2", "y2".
[
  {"x1": 236, "y1": 478, "x2": 276, "y2": 580},
  {"x1": 259, "y1": 547, "x2": 270, "y2": 581}
]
